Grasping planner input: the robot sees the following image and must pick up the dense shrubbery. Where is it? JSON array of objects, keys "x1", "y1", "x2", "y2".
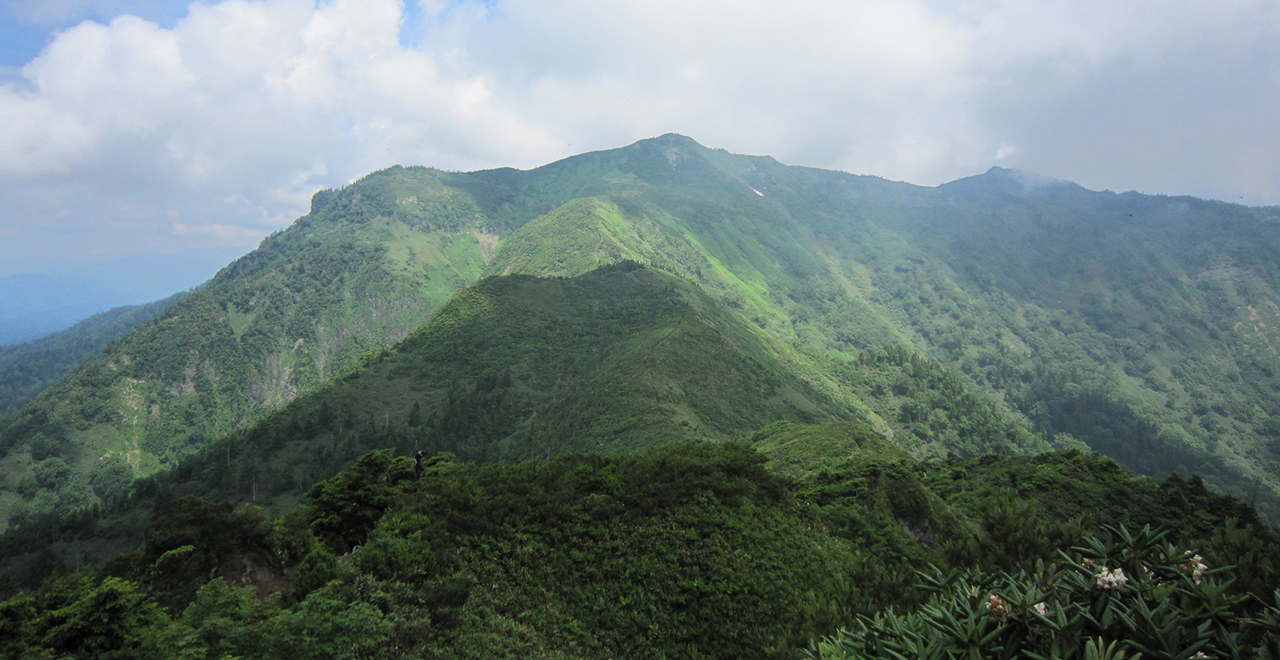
[
  {"x1": 812, "y1": 525, "x2": 1280, "y2": 660},
  {"x1": 0, "y1": 443, "x2": 851, "y2": 658},
  {"x1": 3, "y1": 435, "x2": 1278, "y2": 659}
]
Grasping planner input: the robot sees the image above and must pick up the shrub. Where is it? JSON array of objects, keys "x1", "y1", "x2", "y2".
[{"x1": 811, "y1": 525, "x2": 1280, "y2": 659}]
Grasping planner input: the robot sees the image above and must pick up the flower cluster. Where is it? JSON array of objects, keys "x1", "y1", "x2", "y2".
[
  {"x1": 1183, "y1": 554, "x2": 1208, "y2": 584},
  {"x1": 985, "y1": 594, "x2": 1012, "y2": 619},
  {"x1": 1096, "y1": 567, "x2": 1128, "y2": 590}
]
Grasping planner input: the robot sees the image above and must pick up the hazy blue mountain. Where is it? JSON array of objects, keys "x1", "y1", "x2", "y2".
[
  {"x1": 0, "y1": 293, "x2": 187, "y2": 421},
  {"x1": 0, "y1": 248, "x2": 246, "y2": 344}
]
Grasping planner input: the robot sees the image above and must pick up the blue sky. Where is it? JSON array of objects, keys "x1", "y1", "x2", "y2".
[
  {"x1": 1, "y1": 1, "x2": 187, "y2": 65},
  {"x1": 0, "y1": 0, "x2": 1276, "y2": 283}
]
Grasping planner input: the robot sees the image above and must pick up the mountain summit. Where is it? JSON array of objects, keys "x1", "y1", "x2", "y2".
[{"x1": 940, "y1": 166, "x2": 1082, "y2": 196}]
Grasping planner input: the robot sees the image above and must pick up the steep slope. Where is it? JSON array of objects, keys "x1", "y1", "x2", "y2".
[
  {"x1": 478, "y1": 135, "x2": 1280, "y2": 508},
  {"x1": 0, "y1": 292, "x2": 187, "y2": 420},
  {"x1": 1, "y1": 265, "x2": 1049, "y2": 588},
  {"x1": 160, "y1": 263, "x2": 879, "y2": 503},
  {"x1": 772, "y1": 164, "x2": 1280, "y2": 501},
  {"x1": 486, "y1": 194, "x2": 1046, "y2": 459},
  {"x1": 0, "y1": 166, "x2": 504, "y2": 524},
  {"x1": 7, "y1": 132, "x2": 1280, "y2": 527}
]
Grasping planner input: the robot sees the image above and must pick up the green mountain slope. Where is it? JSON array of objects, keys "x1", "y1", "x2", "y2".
[
  {"x1": 473, "y1": 135, "x2": 1280, "y2": 507},
  {"x1": 160, "y1": 263, "x2": 881, "y2": 501},
  {"x1": 0, "y1": 292, "x2": 187, "y2": 420},
  {"x1": 0, "y1": 167, "x2": 505, "y2": 525},
  {"x1": 149, "y1": 262, "x2": 1048, "y2": 517},
  {"x1": 6, "y1": 132, "x2": 1280, "y2": 529},
  {"x1": 0, "y1": 264, "x2": 1049, "y2": 588}
]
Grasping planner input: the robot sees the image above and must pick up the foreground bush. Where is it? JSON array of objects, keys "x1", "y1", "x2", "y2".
[{"x1": 811, "y1": 525, "x2": 1280, "y2": 660}]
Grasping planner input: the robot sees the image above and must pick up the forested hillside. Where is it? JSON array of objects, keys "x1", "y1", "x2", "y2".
[
  {"x1": 3, "y1": 427, "x2": 1277, "y2": 658},
  {"x1": 0, "y1": 168, "x2": 504, "y2": 525},
  {"x1": 0, "y1": 293, "x2": 186, "y2": 420},
  {"x1": 1, "y1": 263, "x2": 1053, "y2": 585}
]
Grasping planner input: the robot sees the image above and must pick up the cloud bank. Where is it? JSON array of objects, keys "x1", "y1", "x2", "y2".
[{"x1": 0, "y1": 0, "x2": 1276, "y2": 275}]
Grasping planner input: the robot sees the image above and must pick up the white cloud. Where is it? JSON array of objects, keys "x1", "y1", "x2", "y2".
[
  {"x1": 0, "y1": 0, "x2": 566, "y2": 273},
  {"x1": 0, "y1": 0, "x2": 1277, "y2": 276}
]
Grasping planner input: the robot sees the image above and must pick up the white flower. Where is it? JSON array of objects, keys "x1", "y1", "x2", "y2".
[
  {"x1": 1096, "y1": 567, "x2": 1128, "y2": 590},
  {"x1": 1184, "y1": 555, "x2": 1208, "y2": 584},
  {"x1": 985, "y1": 594, "x2": 1011, "y2": 618},
  {"x1": 1032, "y1": 602, "x2": 1048, "y2": 616}
]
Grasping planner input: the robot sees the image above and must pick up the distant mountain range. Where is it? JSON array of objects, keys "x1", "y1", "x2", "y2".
[
  {"x1": 0, "y1": 293, "x2": 186, "y2": 420},
  {"x1": 0, "y1": 248, "x2": 247, "y2": 345},
  {"x1": 3, "y1": 133, "x2": 1280, "y2": 574}
]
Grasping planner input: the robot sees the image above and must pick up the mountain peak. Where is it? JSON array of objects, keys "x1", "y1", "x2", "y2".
[
  {"x1": 649, "y1": 133, "x2": 704, "y2": 146},
  {"x1": 983, "y1": 166, "x2": 1063, "y2": 185},
  {"x1": 941, "y1": 165, "x2": 1082, "y2": 196}
]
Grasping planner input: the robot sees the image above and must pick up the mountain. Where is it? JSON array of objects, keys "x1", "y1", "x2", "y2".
[
  {"x1": 4, "y1": 133, "x2": 1280, "y2": 533},
  {"x1": 4, "y1": 134, "x2": 1280, "y2": 660},
  {"x1": 144, "y1": 262, "x2": 1046, "y2": 502},
  {"x1": 0, "y1": 293, "x2": 187, "y2": 420},
  {"x1": 0, "y1": 167, "x2": 507, "y2": 525},
  {"x1": 470, "y1": 138, "x2": 1280, "y2": 507}
]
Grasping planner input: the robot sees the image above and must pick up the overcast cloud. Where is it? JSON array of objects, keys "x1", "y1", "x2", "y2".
[{"x1": 0, "y1": 0, "x2": 1277, "y2": 277}]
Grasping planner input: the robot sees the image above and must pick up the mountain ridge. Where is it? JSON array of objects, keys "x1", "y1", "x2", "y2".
[{"x1": 4, "y1": 134, "x2": 1280, "y2": 531}]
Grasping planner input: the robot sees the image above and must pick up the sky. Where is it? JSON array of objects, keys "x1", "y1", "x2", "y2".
[{"x1": 0, "y1": 0, "x2": 1278, "y2": 280}]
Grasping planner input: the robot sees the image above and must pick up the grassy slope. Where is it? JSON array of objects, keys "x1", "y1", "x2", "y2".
[{"x1": 484, "y1": 191, "x2": 1044, "y2": 459}]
